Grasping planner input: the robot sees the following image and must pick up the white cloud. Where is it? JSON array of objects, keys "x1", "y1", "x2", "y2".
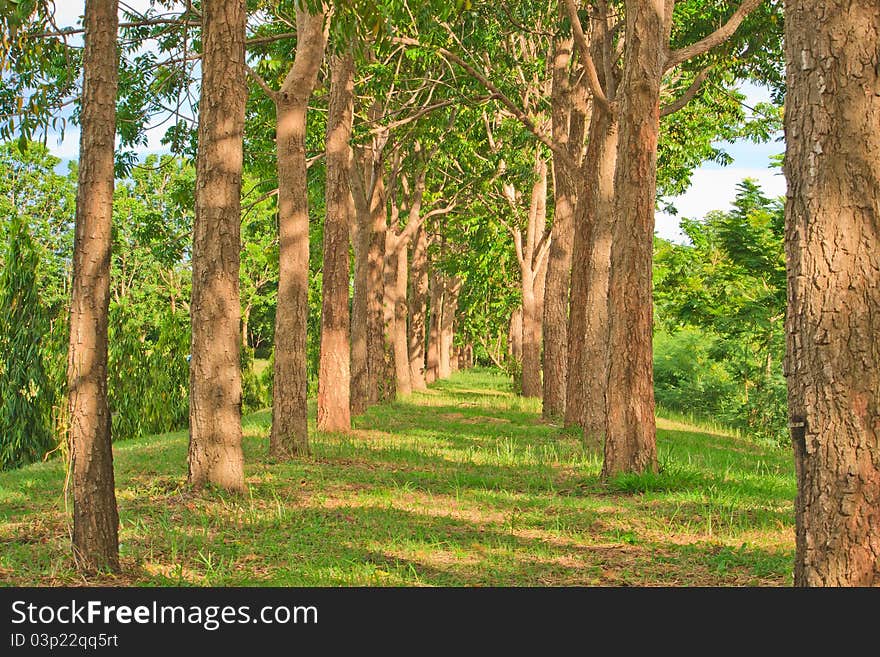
[{"x1": 656, "y1": 167, "x2": 786, "y2": 242}]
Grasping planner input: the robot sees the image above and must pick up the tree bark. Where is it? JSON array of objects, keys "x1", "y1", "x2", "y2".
[
  {"x1": 407, "y1": 221, "x2": 429, "y2": 389},
  {"x1": 270, "y1": 7, "x2": 327, "y2": 458},
  {"x1": 426, "y1": 269, "x2": 443, "y2": 383},
  {"x1": 367, "y1": 167, "x2": 388, "y2": 402},
  {"x1": 439, "y1": 276, "x2": 461, "y2": 379},
  {"x1": 566, "y1": 108, "x2": 619, "y2": 441},
  {"x1": 542, "y1": 32, "x2": 582, "y2": 419},
  {"x1": 784, "y1": 0, "x2": 880, "y2": 586},
  {"x1": 318, "y1": 51, "x2": 354, "y2": 433},
  {"x1": 601, "y1": 0, "x2": 667, "y2": 477},
  {"x1": 188, "y1": 0, "x2": 247, "y2": 491},
  {"x1": 67, "y1": 0, "x2": 120, "y2": 572},
  {"x1": 520, "y1": 157, "x2": 549, "y2": 398},
  {"x1": 384, "y1": 231, "x2": 412, "y2": 395},
  {"x1": 350, "y1": 149, "x2": 370, "y2": 415}
]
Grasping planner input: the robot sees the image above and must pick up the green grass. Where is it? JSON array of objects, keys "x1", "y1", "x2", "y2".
[{"x1": 0, "y1": 368, "x2": 796, "y2": 586}]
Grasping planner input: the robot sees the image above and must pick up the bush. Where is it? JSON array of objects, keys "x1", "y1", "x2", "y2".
[
  {"x1": 0, "y1": 216, "x2": 56, "y2": 469},
  {"x1": 108, "y1": 305, "x2": 190, "y2": 440},
  {"x1": 653, "y1": 329, "x2": 734, "y2": 417}
]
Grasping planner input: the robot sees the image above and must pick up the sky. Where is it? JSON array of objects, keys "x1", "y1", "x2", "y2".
[{"x1": 45, "y1": 1, "x2": 786, "y2": 244}]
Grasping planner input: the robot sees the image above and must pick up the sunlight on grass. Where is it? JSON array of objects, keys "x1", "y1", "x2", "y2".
[{"x1": 0, "y1": 368, "x2": 795, "y2": 587}]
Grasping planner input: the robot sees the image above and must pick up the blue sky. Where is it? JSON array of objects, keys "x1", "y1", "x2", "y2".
[
  {"x1": 47, "y1": 1, "x2": 786, "y2": 243},
  {"x1": 655, "y1": 82, "x2": 786, "y2": 241}
]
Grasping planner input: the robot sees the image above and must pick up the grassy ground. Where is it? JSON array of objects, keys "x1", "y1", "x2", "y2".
[{"x1": 0, "y1": 368, "x2": 795, "y2": 586}]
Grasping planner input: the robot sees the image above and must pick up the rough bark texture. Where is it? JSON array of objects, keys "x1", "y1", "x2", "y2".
[
  {"x1": 520, "y1": 157, "x2": 549, "y2": 398},
  {"x1": 426, "y1": 270, "x2": 443, "y2": 384},
  {"x1": 407, "y1": 221, "x2": 429, "y2": 389},
  {"x1": 270, "y1": 7, "x2": 327, "y2": 458},
  {"x1": 350, "y1": 150, "x2": 370, "y2": 415},
  {"x1": 784, "y1": 0, "x2": 880, "y2": 586},
  {"x1": 317, "y1": 52, "x2": 354, "y2": 433},
  {"x1": 601, "y1": 0, "x2": 664, "y2": 477},
  {"x1": 542, "y1": 34, "x2": 580, "y2": 419},
  {"x1": 385, "y1": 231, "x2": 412, "y2": 395},
  {"x1": 367, "y1": 171, "x2": 388, "y2": 402},
  {"x1": 67, "y1": 0, "x2": 120, "y2": 572},
  {"x1": 566, "y1": 108, "x2": 618, "y2": 440},
  {"x1": 439, "y1": 276, "x2": 461, "y2": 379},
  {"x1": 188, "y1": 0, "x2": 247, "y2": 491}
]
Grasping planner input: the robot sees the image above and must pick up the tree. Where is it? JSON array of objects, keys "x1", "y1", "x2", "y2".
[
  {"x1": 784, "y1": 0, "x2": 880, "y2": 586},
  {"x1": 654, "y1": 180, "x2": 787, "y2": 442},
  {"x1": 563, "y1": 0, "x2": 619, "y2": 437},
  {"x1": 562, "y1": 0, "x2": 764, "y2": 475},
  {"x1": 0, "y1": 214, "x2": 54, "y2": 470},
  {"x1": 67, "y1": 0, "x2": 120, "y2": 572},
  {"x1": 543, "y1": 23, "x2": 587, "y2": 419},
  {"x1": 188, "y1": 0, "x2": 248, "y2": 491},
  {"x1": 501, "y1": 150, "x2": 551, "y2": 398},
  {"x1": 318, "y1": 51, "x2": 355, "y2": 433},
  {"x1": 258, "y1": 5, "x2": 328, "y2": 458}
]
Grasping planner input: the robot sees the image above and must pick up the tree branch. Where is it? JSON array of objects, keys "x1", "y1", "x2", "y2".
[
  {"x1": 246, "y1": 64, "x2": 278, "y2": 101},
  {"x1": 391, "y1": 35, "x2": 577, "y2": 171},
  {"x1": 664, "y1": 0, "x2": 763, "y2": 70},
  {"x1": 660, "y1": 67, "x2": 712, "y2": 117},
  {"x1": 562, "y1": 0, "x2": 612, "y2": 114}
]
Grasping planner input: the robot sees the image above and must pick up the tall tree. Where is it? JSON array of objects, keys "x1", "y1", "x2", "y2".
[
  {"x1": 563, "y1": 0, "x2": 619, "y2": 436},
  {"x1": 261, "y1": 6, "x2": 328, "y2": 457},
  {"x1": 438, "y1": 274, "x2": 462, "y2": 379},
  {"x1": 563, "y1": 0, "x2": 762, "y2": 475},
  {"x1": 318, "y1": 50, "x2": 355, "y2": 433},
  {"x1": 67, "y1": 0, "x2": 120, "y2": 571},
  {"x1": 385, "y1": 139, "x2": 454, "y2": 395},
  {"x1": 784, "y1": 0, "x2": 880, "y2": 586},
  {"x1": 502, "y1": 151, "x2": 551, "y2": 398},
  {"x1": 407, "y1": 219, "x2": 429, "y2": 389},
  {"x1": 542, "y1": 27, "x2": 586, "y2": 419},
  {"x1": 188, "y1": 0, "x2": 248, "y2": 491},
  {"x1": 425, "y1": 266, "x2": 443, "y2": 383}
]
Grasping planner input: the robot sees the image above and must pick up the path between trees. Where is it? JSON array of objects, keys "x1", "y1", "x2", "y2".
[{"x1": 0, "y1": 368, "x2": 794, "y2": 586}]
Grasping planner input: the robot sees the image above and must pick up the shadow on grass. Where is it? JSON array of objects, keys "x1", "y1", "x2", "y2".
[{"x1": 0, "y1": 369, "x2": 794, "y2": 587}]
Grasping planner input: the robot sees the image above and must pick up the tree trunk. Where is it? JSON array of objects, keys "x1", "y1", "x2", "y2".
[
  {"x1": 67, "y1": 0, "x2": 120, "y2": 572},
  {"x1": 601, "y1": 0, "x2": 663, "y2": 477},
  {"x1": 784, "y1": 0, "x2": 880, "y2": 586},
  {"x1": 566, "y1": 108, "x2": 619, "y2": 441},
  {"x1": 542, "y1": 33, "x2": 581, "y2": 420},
  {"x1": 367, "y1": 171, "x2": 387, "y2": 403},
  {"x1": 425, "y1": 269, "x2": 443, "y2": 384},
  {"x1": 520, "y1": 158, "x2": 548, "y2": 399},
  {"x1": 270, "y1": 7, "x2": 327, "y2": 458},
  {"x1": 407, "y1": 221, "x2": 428, "y2": 389},
  {"x1": 508, "y1": 307, "x2": 523, "y2": 362},
  {"x1": 385, "y1": 233, "x2": 412, "y2": 395},
  {"x1": 188, "y1": 0, "x2": 247, "y2": 491},
  {"x1": 350, "y1": 152, "x2": 370, "y2": 415},
  {"x1": 318, "y1": 51, "x2": 354, "y2": 433},
  {"x1": 439, "y1": 276, "x2": 461, "y2": 379}
]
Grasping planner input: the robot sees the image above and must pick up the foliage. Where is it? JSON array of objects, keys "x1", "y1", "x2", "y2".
[
  {"x1": 0, "y1": 213, "x2": 56, "y2": 469},
  {"x1": 654, "y1": 179, "x2": 787, "y2": 444},
  {"x1": 108, "y1": 303, "x2": 190, "y2": 440}
]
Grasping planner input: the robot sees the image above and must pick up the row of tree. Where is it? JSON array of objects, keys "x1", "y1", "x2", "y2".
[{"x1": 1, "y1": 0, "x2": 877, "y2": 585}]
